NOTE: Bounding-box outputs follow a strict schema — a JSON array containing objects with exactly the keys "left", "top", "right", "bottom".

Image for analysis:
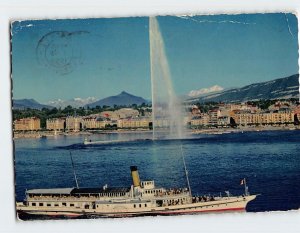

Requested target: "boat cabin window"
[
  {"left": 47, "top": 203, "right": 51, "bottom": 207},
  {"left": 70, "top": 203, "right": 74, "bottom": 207},
  {"left": 62, "top": 203, "right": 67, "bottom": 207},
  {"left": 145, "top": 204, "right": 147, "bottom": 207},
  {"left": 139, "top": 204, "right": 141, "bottom": 208},
  {"left": 32, "top": 203, "right": 36, "bottom": 206},
  {"left": 156, "top": 200, "right": 163, "bottom": 207},
  {"left": 54, "top": 204, "right": 59, "bottom": 207},
  {"left": 134, "top": 204, "right": 136, "bottom": 208},
  {"left": 39, "top": 203, "right": 43, "bottom": 206}
]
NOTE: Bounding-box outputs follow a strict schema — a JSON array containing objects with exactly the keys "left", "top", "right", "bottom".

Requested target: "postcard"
[{"left": 11, "top": 13, "right": 299, "bottom": 220}]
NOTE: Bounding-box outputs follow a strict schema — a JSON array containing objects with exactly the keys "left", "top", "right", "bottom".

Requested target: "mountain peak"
[
  {"left": 119, "top": 91, "right": 131, "bottom": 96},
  {"left": 86, "top": 91, "right": 149, "bottom": 108}
]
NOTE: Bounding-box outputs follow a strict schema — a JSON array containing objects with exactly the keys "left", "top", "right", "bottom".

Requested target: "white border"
[{"left": 1, "top": 1, "right": 299, "bottom": 232}]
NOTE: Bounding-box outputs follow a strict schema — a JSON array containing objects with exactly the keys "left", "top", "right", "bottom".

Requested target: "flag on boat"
[{"left": 240, "top": 178, "right": 245, "bottom": 185}]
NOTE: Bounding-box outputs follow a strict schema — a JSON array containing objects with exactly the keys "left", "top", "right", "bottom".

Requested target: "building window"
[
  {"left": 139, "top": 204, "right": 141, "bottom": 208},
  {"left": 134, "top": 204, "right": 136, "bottom": 208},
  {"left": 54, "top": 204, "right": 59, "bottom": 207},
  {"left": 70, "top": 204, "right": 74, "bottom": 207},
  {"left": 32, "top": 203, "right": 36, "bottom": 206},
  {"left": 145, "top": 204, "right": 147, "bottom": 207},
  {"left": 39, "top": 203, "right": 43, "bottom": 206}
]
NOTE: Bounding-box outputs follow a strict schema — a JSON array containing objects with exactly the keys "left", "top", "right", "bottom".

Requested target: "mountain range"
[
  {"left": 186, "top": 74, "right": 299, "bottom": 103},
  {"left": 85, "top": 91, "right": 149, "bottom": 108},
  {"left": 13, "top": 74, "right": 299, "bottom": 110}
]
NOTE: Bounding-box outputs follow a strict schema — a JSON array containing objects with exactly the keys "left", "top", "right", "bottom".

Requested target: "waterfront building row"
[
  {"left": 45, "top": 116, "right": 152, "bottom": 131},
  {"left": 232, "top": 111, "right": 295, "bottom": 126},
  {"left": 13, "top": 102, "right": 300, "bottom": 131},
  {"left": 189, "top": 111, "right": 297, "bottom": 127}
]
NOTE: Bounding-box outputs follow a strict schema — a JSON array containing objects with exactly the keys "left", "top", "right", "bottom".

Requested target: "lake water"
[{"left": 14, "top": 130, "right": 300, "bottom": 213}]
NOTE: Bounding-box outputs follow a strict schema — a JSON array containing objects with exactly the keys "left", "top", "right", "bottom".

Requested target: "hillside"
[
  {"left": 13, "top": 99, "right": 53, "bottom": 110},
  {"left": 187, "top": 74, "right": 299, "bottom": 103}
]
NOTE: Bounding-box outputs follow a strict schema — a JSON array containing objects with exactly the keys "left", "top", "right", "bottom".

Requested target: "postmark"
[{"left": 36, "top": 31, "right": 88, "bottom": 75}]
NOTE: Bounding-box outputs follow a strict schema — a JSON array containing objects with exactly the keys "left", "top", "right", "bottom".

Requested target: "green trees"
[{"left": 195, "top": 101, "right": 219, "bottom": 113}]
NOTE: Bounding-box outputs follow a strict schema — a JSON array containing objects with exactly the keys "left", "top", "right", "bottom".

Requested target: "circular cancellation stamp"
[{"left": 36, "top": 31, "right": 86, "bottom": 75}]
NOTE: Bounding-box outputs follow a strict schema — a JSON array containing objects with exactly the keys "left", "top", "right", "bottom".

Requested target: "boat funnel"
[{"left": 130, "top": 166, "right": 141, "bottom": 187}]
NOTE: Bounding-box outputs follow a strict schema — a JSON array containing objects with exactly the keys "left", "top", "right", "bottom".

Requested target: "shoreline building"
[
  {"left": 117, "top": 117, "right": 151, "bottom": 129},
  {"left": 82, "top": 116, "right": 111, "bottom": 129},
  {"left": 14, "top": 117, "right": 41, "bottom": 131},
  {"left": 190, "top": 114, "right": 209, "bottom": 127},
  {"left": 65, "top": 116, "right": 82, "bottom": 132},
  {"left": 46, "top": 118, "right": 66, "bottom": 131},
  {"left": 208, "top": 109, "right": 220, "bottom": 126}
]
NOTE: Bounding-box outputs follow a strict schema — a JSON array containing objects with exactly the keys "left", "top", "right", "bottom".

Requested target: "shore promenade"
[{"left": 13, "top": 125, "right": 300, "bottom": 139}]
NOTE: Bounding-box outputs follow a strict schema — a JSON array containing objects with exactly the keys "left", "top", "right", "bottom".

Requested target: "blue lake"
[{"left": 14, "top": 130, "right": 300, "bottom": 213}]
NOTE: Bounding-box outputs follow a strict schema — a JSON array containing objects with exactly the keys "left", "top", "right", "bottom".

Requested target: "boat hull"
[{"left": 17, "top": 195, "right": 256, "bottom": 219}]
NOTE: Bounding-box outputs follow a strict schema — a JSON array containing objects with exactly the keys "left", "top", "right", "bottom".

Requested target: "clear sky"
[{"left": 12, "top": 13, "right": 298, "bottom": 103}]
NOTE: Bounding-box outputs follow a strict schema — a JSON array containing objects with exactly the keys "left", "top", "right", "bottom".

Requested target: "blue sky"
[{"left": 12, "top": 13, "right": 298, "bottom": 103}]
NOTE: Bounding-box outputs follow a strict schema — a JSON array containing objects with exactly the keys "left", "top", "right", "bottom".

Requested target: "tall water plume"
[{"left": 149, "top": 17, "right": 186, "bottom": 140}]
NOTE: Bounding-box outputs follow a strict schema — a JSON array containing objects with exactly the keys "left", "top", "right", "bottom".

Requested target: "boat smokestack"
[{"left": 130, "top": 166, "right": 140, "bottom": 187}]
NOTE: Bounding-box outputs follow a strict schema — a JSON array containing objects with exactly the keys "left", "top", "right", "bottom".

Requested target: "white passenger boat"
[{"left": 16, "top": 166, "right": 257, "bottom": 218}]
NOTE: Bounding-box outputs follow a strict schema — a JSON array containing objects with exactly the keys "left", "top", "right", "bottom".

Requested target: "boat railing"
[
  {"left": 191, "top": 195, "right": 217, "bottom": 203},
  {"left": 154, "top": 189, "right": 190, "bottom": 197},
  {"left": 27, "top": 195, "right": 127, "bottom": 201}
]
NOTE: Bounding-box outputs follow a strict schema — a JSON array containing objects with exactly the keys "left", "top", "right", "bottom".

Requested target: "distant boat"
[{"left": 83, "top": 138, "right": 130, "bottom": 145}]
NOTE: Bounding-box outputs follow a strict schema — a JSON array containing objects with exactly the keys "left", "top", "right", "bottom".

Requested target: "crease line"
[
  {"left": 177, "top": 15, "right": 256, "bottom": 25},
  {"left": 285, "top": 13, "right": 294, "bottom": 38}
]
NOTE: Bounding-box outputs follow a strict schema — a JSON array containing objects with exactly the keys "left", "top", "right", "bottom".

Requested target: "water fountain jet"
[{"left": 149, "top": 17, "right": 186, "bottom": 140}]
